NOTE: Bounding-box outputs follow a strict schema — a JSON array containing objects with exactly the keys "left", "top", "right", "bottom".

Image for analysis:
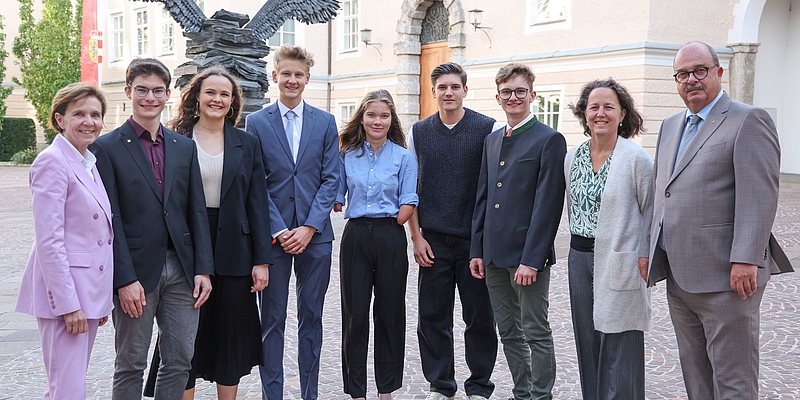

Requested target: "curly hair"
[
  {"left": 339, "top": 89, "right": 405, "bottom": 156},
  {"left": 569, "top": 78, "right": 645, "bottom": 139},
  {"left": 170, "top": 66, "right": 243, "bottom": 136}
]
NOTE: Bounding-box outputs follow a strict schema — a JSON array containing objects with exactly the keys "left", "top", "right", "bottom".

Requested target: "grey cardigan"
[{"left": 564, "top": 137, "right": 653, "bottom": 333}]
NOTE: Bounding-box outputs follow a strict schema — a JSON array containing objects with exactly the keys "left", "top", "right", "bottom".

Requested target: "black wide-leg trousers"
[{"left": 340, "top": 217, "right": 409, "bottom": 398}]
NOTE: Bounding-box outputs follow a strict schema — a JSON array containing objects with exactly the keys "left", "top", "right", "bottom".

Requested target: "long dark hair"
[
  {"left": 569, "top": 78, "right": 644, "bottom": 139},
  {"left": 339, "top": 89, "right": 405, "bottom": 156},
  {"left": 170, "top": 66, "right": 243, "bottom": 135}
]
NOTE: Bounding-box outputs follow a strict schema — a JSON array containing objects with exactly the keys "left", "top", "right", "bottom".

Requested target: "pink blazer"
[{"left": 16, "top": 135, "right": 114, "bottom": 319}]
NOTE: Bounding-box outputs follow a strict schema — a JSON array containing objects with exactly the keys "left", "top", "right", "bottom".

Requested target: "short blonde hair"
[
  {"left": 273, "top": 45, "right": 315, "bottom": 72},
  {"left": 495, "top": 63, "right": 535, "bottom": 90}
]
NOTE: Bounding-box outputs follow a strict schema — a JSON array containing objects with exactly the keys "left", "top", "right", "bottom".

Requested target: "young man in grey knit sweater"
[{"left": 407, "top": 62, "right": 500, "bottom": 400}]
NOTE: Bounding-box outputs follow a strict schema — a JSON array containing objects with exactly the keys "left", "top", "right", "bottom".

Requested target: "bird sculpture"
[{"left": 136, "top": 0, "right": 340, "bottom": 124}]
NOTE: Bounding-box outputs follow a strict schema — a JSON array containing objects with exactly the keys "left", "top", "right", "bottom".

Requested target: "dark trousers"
[
  {"left": 568, "top": 248, "right": 644, "bottom": 400},
  {"left": 258, "top": 241, "right": 332, "bottom": 400},
  {"left": 417, "top": 230, "right": 497, "bottom": 397},
  {"left": 340, "top": 217, "right": 408, "bottom": 398}
]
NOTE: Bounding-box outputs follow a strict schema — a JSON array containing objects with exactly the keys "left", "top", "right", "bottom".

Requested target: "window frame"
[
  {"left": 531, "top": 88, "right": 562, "bottom": 131},
  {"left": 160, "top": 7, "right": 175, "bottom": 55},
  {"left": 340, "top": 0, "right": 360, "bottom": 53},
  {"left": 111, "top": 13, "right": 124, "bottom": 61},
  {"left": 135, "top": 9, "right": 150, "bottom": 56}
]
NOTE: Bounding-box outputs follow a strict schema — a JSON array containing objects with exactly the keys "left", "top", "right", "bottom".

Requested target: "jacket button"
[
  {"left": 665, "top": 192, "right": 671, "bottom": 198},
  {"left": 164, "top": 211, "right": 168, "bottom": 216},
  {"left": 97, "top": 240, "right": 103, "bottom": 246},
  {"left": 99, "top": 265, "right": 104, "bottom": 271},
  {"left": 500, "top": 161, "right": 505, "bottom": 167},
  {"left": 289, "top": 196, "right": 294, "bottom": 202},
  {"left": 108, "top": 239, "right": 112, "bottom": 245},
  {"left": 293, "top": 171, "right": 298, "bottom": 176},
  {"left": 51, "top": 305, "right": 56, "bottom": 309},
  {"left": 497, "top": 182, "right": 503, "bottom": 188},
  {"left": 218, "top": 226, "right": 223, "bottom": 231},
  {"left": 47, "top": 290, "right": 52, "bottom": 295},
  {"left": 494, "top": 204, "right": 500, "bottom": 209},
  {"left": 49, "top": 295, "right": 53, "bottom": 299},
  {"left": 93, "top": 214, "right": 99, "bottom": 219}
]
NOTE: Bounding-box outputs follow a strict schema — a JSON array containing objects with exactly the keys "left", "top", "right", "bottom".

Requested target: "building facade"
[{"left": 2, "top": 0, "right": 799, "bottom": 172}]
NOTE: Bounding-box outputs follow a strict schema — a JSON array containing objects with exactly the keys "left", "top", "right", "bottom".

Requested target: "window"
[
  {"left": 533, "top": 92, "right": 560, "bottom": 131},
  {"left": 136, "top": 10, "right": 149, "bottom": 55},
  {"left": 341, "top": 0, "right": 359, "bottom": 51},
  {"left": 111, "top": 14, "right": 124, "bottom": 60},
  {"left": 338, "top": 101, "right": 357, "bottom": 128},
  {"left": 161, "top": 8, "right": 174, "bottom": 54},
  {"left": 161, "top": 103, "right": 174, "bottom": 126},
  {"left": 528, "top": 0, "right": 568, "bottom": 26},
  {"left": 269, "top": 19, "right": 296, "bottom": 47}
]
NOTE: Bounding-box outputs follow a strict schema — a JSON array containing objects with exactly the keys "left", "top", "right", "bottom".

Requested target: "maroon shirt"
[{"left": 129, "top": 116, "right": 166, "bottom": 196}]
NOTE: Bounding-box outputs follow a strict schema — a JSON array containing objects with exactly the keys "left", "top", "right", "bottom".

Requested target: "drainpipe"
[{"left": 326, "top": 20, "right": 333, "bottom": 112}]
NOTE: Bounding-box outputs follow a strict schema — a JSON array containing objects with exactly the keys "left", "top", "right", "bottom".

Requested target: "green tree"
[
  {"left": 0, "top": 15, "right": 14, "bottom": 131},
  {"left": 13, "top": 0, "right": 83, "bottom": 143}
]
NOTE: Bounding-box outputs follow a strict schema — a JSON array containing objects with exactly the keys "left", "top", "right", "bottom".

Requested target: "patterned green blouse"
[{"left": 568, "top": 141, "right": 613, "bottom": 238}]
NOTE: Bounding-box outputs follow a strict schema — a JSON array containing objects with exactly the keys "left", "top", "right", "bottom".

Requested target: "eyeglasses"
[
  {"left": 130, "top": 85, "right": 168, "bottom": 98},
  {"left": 498, "top": 88, "right": 530, "bottom": 100},
  {"left": 673, "top": 67, "right": 714, "bottom": 84}
]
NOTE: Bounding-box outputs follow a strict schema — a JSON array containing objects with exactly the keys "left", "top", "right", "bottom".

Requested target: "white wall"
[{"left": 754, "top": 0, "right": 799, "bottom": 173}]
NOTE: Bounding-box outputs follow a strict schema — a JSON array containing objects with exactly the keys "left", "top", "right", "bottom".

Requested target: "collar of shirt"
[
  {"left": 684, "top": 89, "right": 725, "bottom": 124},
  {"left": 129, "top": 115, "right": 164, "bottom": 142},
  {"left": 58, "top": 134, "right": 97, "bottom": 179},
  {"left": 277, "top": 100, "right": 305, "bottom": 121},
  {"left": 505, "top": 112, "right": 536, "bottom": 132}
]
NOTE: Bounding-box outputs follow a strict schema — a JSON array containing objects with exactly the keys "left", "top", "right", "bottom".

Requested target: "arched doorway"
[
  {"left": 732, "top": 0, "right": 800, "bottom": 173},
  {"left": 419, "top": 2, "right": 451, "bottom": 120},
  {"left": 393, "top": 0, "right": 466, "bottom": 130}
]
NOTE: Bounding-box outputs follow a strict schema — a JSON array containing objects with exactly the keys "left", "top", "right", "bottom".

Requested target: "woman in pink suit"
[{"left": 15, "top": 82, "right": 113, "bottom": 400}]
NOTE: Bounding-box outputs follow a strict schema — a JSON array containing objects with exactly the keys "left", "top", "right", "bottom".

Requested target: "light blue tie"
[
  {"left": 285, "top": 110, "right": 296, "bottom": 161},
  {"left": 676, "top": 114, "right": 702, "bottom": 163}
]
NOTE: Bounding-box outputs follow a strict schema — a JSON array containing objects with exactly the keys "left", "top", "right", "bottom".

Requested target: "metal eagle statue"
[{"left": 136, "top": 0, "right": 340, "bottom": 124}]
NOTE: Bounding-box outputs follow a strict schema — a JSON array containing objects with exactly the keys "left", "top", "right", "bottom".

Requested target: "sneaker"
[
  {"left": 468, "top": 396, "right": 489, "bottom": 400},
  {"left": 424, "top": 392, "right": 454, "bottom": 400}
]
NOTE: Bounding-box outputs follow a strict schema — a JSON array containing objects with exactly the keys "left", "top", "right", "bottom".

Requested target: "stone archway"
[{"left": 394, "top": 0, "right": 466, "bottom": 130}]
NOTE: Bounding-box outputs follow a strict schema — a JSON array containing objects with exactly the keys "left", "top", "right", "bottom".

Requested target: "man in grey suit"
[
  {"left": 470, "top": 63, "right": 566, "bottom": 400},
  {"left": 245, "top": 45, "right": 339, "bottom": 400},
  {"left": 642, "top": 42, "right": 782, "bottom": 399}
]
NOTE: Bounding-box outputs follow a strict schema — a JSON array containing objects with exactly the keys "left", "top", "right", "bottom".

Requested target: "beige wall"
[{"left": 0, "top": 0, "right": 766, "bottom": 154}]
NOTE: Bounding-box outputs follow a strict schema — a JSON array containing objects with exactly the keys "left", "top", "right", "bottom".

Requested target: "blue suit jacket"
[{"left": 245, "top": 101, "right": 340, "bottom": 243}]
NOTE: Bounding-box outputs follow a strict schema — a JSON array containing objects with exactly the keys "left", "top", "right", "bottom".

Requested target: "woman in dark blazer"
[{"left": 146, "top": 66, "right": 273, "bottom": 400}]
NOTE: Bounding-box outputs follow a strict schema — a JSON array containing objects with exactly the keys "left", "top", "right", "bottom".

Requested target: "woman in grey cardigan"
[{"left": 565, "top": 78, "right": 653, "bottom": 400}]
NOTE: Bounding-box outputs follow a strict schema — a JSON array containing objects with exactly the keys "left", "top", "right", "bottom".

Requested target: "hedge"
[{"left": 0, "top": 117, "right": 36, "bottom": 161}]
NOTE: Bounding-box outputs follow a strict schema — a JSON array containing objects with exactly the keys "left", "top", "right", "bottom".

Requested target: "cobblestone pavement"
[{"left": 0, "top": 165, "right": 798, "bottom": 399}]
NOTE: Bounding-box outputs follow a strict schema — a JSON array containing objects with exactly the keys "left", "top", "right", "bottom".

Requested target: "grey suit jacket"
[
  {"left": 470, "top": 120, "right": 567, "bottom": 270},
  {"left": 245, "top": 101, "right": 340, "bottom": 243},
  {"left": 642, "top": 92, "right": 788, "bottom": 293}
]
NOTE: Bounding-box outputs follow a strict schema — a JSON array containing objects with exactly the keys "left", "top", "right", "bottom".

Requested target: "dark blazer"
[
  {"left": 245, "top": 101, "right": 339, "bottom": 242},
  {"left": 643, "top": 92, "right": 788, "bottom": 292},
  {"left": 91, "top": 120, "right": 214, "bottom": 293},
  {"left": 471, "top": 120, "right": 567, "bottom": 270},
  {"left": 192, "top": 123, "right": 273, "bottom": 276}
]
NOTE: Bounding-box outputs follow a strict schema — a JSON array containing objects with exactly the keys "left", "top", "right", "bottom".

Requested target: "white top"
[
  {"left": 194, "top": 135, "right": 224, "bottom": 208},
  {"left": 59, "top": 134, "right": 97, "bottom": 181}
]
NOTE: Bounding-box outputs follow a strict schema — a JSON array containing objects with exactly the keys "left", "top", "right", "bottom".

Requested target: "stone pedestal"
[{"left": 727, "top": 43, "right": 760, "bottom": 105}]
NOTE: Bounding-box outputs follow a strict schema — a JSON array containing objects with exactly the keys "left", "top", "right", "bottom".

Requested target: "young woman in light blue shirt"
[{"left": 333, "top": 89, "right": 418, "bottom": 400}]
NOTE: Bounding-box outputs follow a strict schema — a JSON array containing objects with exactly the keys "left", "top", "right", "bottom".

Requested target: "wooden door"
[{"left": 419, "top": 42, "right": 451, "bottom": 120}]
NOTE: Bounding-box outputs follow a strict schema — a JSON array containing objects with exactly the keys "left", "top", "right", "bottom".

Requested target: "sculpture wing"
[
  {"left": 136, "top": 0, "right": 207, "bottom": 33},
  {"left": 245, "top": 0, "right": 340, "bottom": 41}
]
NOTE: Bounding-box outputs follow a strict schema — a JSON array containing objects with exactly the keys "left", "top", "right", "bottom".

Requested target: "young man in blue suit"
[
  {"left": 470, "top": 63, "right": 566, "bottom": 400},
  {"left": 91, "top": 58, "right": 214, "bottom": 400},
  {"left": 245, "top": 45, "right": 340, "bottom": 400}
]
